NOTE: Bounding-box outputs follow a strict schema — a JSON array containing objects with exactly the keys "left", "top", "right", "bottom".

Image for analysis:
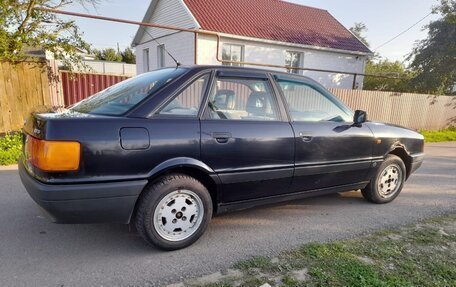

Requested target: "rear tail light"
[{"left": 25, "top": 135, "right": 81, "bottom": 172}]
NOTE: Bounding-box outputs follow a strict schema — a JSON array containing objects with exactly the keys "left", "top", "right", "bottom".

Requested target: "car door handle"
[
  {"left": 299, "top": 132, "right": 313, "bottom": 142},
  {"left": 212, "top": 132, "right": 232, "bottom": 144}
]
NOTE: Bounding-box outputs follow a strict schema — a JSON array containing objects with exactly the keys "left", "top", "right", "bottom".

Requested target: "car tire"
[
  {"left": 135, "top": 173, "right": 213, "bottom": 250},
  {"left": 361, "top": 155, "right": 406, "bottom": 204}
]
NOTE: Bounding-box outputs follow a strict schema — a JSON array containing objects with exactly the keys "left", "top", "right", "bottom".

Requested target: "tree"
[
  {"left": 94, "top": 48, "right": 122, "bottom": 62},
  {"left": 121, "top": 47, "right": 136, "bottom": 64},
  {"left": 350, "top": 22, "right": 370, "bottom": 48},
  {"left": 0, "top": 0, "right": 99, "bottom": 69},
  {"left": 349, "top": 23, "right": 414, "bottom": 92},
  {"left": 364, "top": 60, "right": 414, "bottom": 92},
  {"left": 93, "top": 47, "right": 135, "bottom": 63},
  {"left": 407, "top": 0, "right": 456, "bottom": 95}
]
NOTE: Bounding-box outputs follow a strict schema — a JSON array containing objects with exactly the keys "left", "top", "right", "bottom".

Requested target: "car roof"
[
  {"left": 180, "top": 65, "right": 313, "bottom": 79},
  {"left": 177, "top": 65, "right": 326, "bottom": 90}
]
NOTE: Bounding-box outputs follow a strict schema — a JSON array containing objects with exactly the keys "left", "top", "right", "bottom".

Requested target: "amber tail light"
[{"left": 25, "top": 135, "right": 81, "bottom": 172}]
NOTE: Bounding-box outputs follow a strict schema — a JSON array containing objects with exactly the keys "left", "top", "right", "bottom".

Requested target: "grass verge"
[
  {"left": 0, "top": 133, "right": 22, "bottom": 166},
  {"left": 182, "top": 214, "right": 456, "bottom": 287},
  {"left": 421, "top": 126, "right": 456, "bottom": 143}
]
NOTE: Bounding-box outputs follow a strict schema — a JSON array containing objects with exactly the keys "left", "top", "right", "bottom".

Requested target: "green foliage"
[
  {"left": 420, "top": 126, "right": 456, "bottom": 142},
  {"left": 0, "top": 0, "right": 99, "bottom": 70},
  {"left": 349, "top": 22, "right": 370, "bottom": 48},
  {"left": 121, "top": 47, "right": 136, "bottom": 64},
  {"left": 364, "top": 59, "right": 415, "bottom": 92},
  {"left": 234, "top": 256, "right": 273, "bottom": 270},
  {"left": 0, "top": 133, "right": 22, "bottom": 165},
  {"left": 94, "top": 48, "right": 122, "bottom": 62},
  {"left": 407, "top": 0, "right": 456, "bottom": 95}
]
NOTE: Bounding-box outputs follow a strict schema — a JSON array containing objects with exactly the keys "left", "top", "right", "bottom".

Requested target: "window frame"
[
  {"left": 221, "top": 44, "right": 245, "bottom": 67},
  {"left": 285, "top": 51, "right": 304, "bottom": 75},
  {"left": 272, "top": 74, "right": 354, "bottom": 123},
  {"left": 201, "top": 70, "right": 287, "bottom": 122},
  {"left": 153, "top": 71, "right": 213, "bottom": 119}
]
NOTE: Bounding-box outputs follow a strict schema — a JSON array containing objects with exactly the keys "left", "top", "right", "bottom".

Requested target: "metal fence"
[
  {"left": 329, "top": 89, "right": 456, "bottom": 131},
  {"left": 60, "top": 71, "right": 130, "bottom": 106}
]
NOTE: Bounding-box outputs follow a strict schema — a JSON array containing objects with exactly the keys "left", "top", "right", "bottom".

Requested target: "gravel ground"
[{"left": 0, "top": 143, "right": 454, "bottom": 287}]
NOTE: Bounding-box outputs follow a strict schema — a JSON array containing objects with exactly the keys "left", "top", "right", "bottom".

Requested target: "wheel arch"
[
  {"left": 130, "top": 158, "right": 221, "bottom": 222},
  {"left": 387, "top": 144, "right": 412, "bottom": 179}
]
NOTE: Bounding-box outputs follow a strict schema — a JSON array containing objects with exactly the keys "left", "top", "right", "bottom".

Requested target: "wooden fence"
[
  {"left": 0, "top": 61, "right": 57, "bottom": 133},
  {"left": 0, "top": 60, "right": 455, "bottom": 133}
]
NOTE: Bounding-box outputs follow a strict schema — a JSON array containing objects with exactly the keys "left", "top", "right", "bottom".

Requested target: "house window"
[
  {"left": 222, "top": 44, "right": 244, "bottom": 66},
  {"left": 285, "top": 51, "right": 303, "bottom": 74},
  {"left": 157, "top": 44, "right": 165, "bottom": 68},
  {"left": 143, "top": 48, "right": 150, "bottom": 72}
]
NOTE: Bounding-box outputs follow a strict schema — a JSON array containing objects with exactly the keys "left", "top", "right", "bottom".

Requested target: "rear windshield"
[{"left": 70, "top": 68, "right": 187, "bottom": 116}]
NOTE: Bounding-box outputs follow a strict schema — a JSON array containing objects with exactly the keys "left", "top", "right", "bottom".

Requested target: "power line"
[{"left": 373, "top": 12, "right": 433, "bottom": 51}]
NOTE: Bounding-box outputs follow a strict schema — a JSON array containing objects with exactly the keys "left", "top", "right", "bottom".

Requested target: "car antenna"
[{"left": 141, "top": 26, "right": 181, "bottom": 68}]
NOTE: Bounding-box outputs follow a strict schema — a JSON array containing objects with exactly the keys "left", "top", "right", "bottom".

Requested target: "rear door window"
[{"left": 206, "top": 77, "right": 280, "bottom": 121}]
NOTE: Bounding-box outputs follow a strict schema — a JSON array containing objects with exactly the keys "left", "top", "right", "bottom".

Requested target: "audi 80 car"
[{"left": 19, "top": 66, "right": 424, "bottom": 250}]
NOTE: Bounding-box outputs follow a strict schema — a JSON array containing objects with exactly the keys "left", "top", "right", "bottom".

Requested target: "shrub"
[{"left": 0, "top": 133, "right": 23, "bottom": 166}]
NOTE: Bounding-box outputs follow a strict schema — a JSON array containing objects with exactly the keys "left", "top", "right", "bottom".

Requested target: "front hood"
[{"left": 368, "top": 121, "right": 412, "bottom": 130}]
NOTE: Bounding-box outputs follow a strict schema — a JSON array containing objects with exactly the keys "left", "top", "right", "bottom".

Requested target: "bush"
[{"left": 0, "top": 133, "right": 23, "bottom": 165}]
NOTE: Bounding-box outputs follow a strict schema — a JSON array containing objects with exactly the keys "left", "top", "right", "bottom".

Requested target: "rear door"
[
  {"left": 200, "top": 70, "right": 295, "bottom": 203},
  {"left": 273, "top": 75, "right": 375, "bottom": 192}
]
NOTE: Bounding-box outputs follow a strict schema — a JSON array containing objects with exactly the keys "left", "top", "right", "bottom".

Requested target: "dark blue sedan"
[{"left": 19, "top": 66, "right": 424, "bottom": 250}]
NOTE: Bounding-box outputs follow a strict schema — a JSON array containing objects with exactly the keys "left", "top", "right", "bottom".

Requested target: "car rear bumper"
[{"left": 19, "top": 161, "right": 148, "bottom": 224}]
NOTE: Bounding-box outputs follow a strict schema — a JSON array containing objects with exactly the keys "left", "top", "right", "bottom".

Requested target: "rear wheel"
[
  {"left": 361, "top": 155, "right": 406, "bottom": 204},
  {"left": 135, "top": 173, "right": 212, "bottom": 250}
]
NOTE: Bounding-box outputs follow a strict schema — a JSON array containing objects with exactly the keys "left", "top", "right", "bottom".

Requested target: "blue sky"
[{"left": 67, "top": 0, "right": 439, "bottom": 62}]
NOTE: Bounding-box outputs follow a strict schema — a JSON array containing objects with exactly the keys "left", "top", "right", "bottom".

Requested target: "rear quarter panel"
[{"left": 25, "top": 114, "right": 201, "bottom": 184}]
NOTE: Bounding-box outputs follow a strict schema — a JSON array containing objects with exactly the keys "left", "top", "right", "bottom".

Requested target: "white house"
[{"left": 132, "top": 0, "right": 372, "bottom": 89}]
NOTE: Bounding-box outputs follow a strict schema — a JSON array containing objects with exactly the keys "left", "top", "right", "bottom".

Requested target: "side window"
[
  {"left": 285, "top": 51, "right": 303, "bottom": 74},
  {"left": 222, "top": 44, "right": 244, "bottom": 67},
  {"left": 143, "top": 48, "right": 150, "bottom": 72},
  {"left": 159, "top": 74, "right": 210, "bottom": 117},
  {"left": 157, "top": 44, "right": 165, "bottom": 68},
  {"left": 277, "top": 80, "right": 352, "bottom": 122},
  {"left": 207, "top": 77, "right": 280, "bottom": 121}
]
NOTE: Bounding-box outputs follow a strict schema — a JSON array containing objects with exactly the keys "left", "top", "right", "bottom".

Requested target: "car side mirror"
[{"left": 353, "top": 110, "right": 367, "bottom": 126}]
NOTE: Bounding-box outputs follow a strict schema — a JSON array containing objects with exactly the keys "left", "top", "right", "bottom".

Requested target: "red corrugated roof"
[{"left": 183, "top": 0, "right": 371, "bottom": 53}]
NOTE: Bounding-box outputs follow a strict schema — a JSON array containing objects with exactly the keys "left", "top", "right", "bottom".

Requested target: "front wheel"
[
  {"left": 361, "top": 155, "right": 406, "bottom": 204},
  {"left": 135, "top": 174, "right": 212, "bottom": 250}
]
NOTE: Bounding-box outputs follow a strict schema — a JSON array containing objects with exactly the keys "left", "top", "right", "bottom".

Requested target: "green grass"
[
  {"left": 187, "top": 214, "right": 456, "bottom": 287},
  {"left": 421, "top": 126, "right": 456, "bottom": 142},
  {"left": 0, "top": 133, "right": 22, "bottom": 165}
]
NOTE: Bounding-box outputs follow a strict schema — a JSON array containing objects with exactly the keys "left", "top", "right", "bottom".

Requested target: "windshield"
[{"left": 70, "top": 68, "right": 187, "bottom": 116}]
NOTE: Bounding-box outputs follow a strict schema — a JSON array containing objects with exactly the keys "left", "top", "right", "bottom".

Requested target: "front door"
[
  {"left": 274, "top": 76, "right": 375, "bottom": 192},
  {"left": 201, "top": 71, "right": 295, "bottom": 203}
]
